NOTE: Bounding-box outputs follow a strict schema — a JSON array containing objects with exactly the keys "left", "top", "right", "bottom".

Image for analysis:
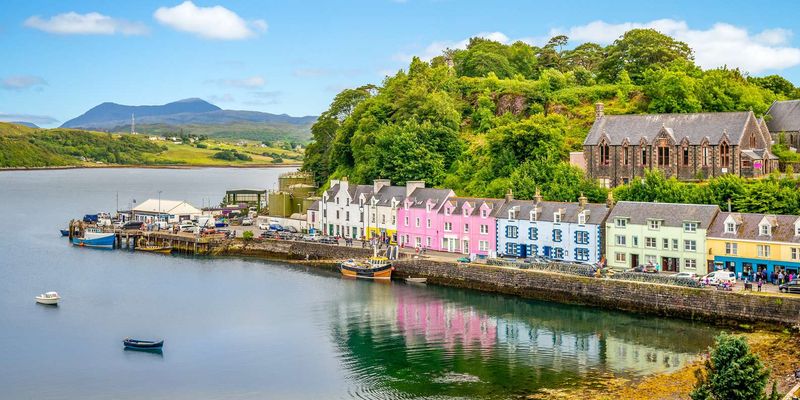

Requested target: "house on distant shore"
[
  {"left": 132, "top": 199, "right": 202, "bottom": 223},
  {"left": 765, "top": 100, "right": 800, "bottom": 151},
  {"left": 582, "top": 103, "right": 778, "bottom": 187}
]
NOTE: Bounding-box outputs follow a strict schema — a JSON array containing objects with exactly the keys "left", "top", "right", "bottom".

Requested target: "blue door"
[
  {"left": 543, "top": 246, "right": 552, "bottom": 258},
  {"left": 517, "top": 244, "right": 527, "bottom": 258}
]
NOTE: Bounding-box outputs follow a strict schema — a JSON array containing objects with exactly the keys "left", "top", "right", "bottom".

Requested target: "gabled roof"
[
  {"left": 496, "top": 200, "right": 611, "bottom": 224},
  {"left": 708, "top": 211, "right": 800, "bottom": 243},
  {"left": 350, "top": 184, "right": 374, "bottom": 201},
  {"left": 766, "top": 100, "right": 800, "bottom": 133},
  {"left": 371, "top": 185, "right": 407, "bottom": 207},
  {"left": 404, "top": 188, "right": 453, "bottom": 210},
  {"left": 584, "top": 111, "right": 755, "bottom": 146},
  {"left": 439, "top": 197, "right": 505, "bottom": 217},
  {"left": 307, "top": 200, "right": 320, "bottom": 211},
  {"left": 607, "top": 201, "right": 719, "bottom": 228},
  {"left": 133, "top": 199, "right": 201, "bottom": 215}
]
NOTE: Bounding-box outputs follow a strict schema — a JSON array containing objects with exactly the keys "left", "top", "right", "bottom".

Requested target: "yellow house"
[{"left": 707, "top": 212, "right": 800, "bottom": 277}]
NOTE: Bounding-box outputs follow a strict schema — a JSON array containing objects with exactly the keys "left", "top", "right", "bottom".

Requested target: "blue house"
[{"left": 495, "top": 191, "right": 611, "bottom": 264}]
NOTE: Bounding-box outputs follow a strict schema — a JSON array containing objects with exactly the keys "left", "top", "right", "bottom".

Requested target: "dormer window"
[
  {"left": 725, "top": 222, "right": 736, "bottom": 234},
  {"left": 760, "top": 224, "right": 770, "bottom": 236},
  {"left": 426, "top": 204, "right": 432, "bottom": 212},
  {"left": 509, "top": 209, "right": 516, "bottom": 220},
  {"left": 796, "top": 225, "right": 800, "bottom": 236},
  {"left": 554, "top": 212, "right": 562, "bottom": 223},
  {"left": 683, "top": 222, "right": 698, "bottom": 233},
  {"left": 648, "top": 219, "right": 661, "bottom": 230},
  {"left": 530, "top": 210, "right": 537, "bottom": 222},
  {"left": 615, "top": 218, "right": 627, "bottom": 228},
  {"left": 481, "top": 209, "right": 487, "bottom": 218},
  {"left": 578, "top": 212, "right": 586, "bottom": 225},
  {"left": 444, "top": 207, "right": 450, "bottom": 216}
]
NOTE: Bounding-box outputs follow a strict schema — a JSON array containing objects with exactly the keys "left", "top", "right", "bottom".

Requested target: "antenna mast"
[{"left": 131, "top": 113, "right": 136, "bottom": 135}]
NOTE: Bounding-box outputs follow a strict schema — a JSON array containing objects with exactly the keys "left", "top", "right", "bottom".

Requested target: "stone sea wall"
[{"left": 218, "top": 239, "right": 800, "bottom": 326}]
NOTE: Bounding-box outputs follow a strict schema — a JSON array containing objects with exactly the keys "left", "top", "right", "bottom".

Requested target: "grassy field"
[{"left": 146, "top": 140, "right": 303, "bottom": 166}]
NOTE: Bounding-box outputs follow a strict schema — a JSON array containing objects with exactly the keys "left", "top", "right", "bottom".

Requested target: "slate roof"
[
  {"left": 350, "top": 184, "right": 374, "bottom": 201},
  {"left": 307, "top": 200, "right": 320, "bottom": 211},
  {"left": 766, "top": 100, "right": 800, "bottom": 133},
  {"left": 584, "top": 111, "right": 755, "bottom": 146},
  {"left": 708, "top": 212, "right": 800, "bottom": 244},
  {"left": 607, "top": 201, "right": 720, "bottom": 228},
  {"left": 439, "top": 197, "right": 506, "bottom": 217},
  {"left": 405, "top": 188, "right": 453, "bottom": 210},
  {"left": 370, "top": 185, "right": 407, "bottom": 207},
  {"left": 496, "top": 200, "right": 611, "bottom": 225}
]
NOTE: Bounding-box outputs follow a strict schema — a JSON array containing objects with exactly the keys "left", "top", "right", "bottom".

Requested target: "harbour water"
[{"left": 0, "top": 168, "right": 720, "bottom": 399}]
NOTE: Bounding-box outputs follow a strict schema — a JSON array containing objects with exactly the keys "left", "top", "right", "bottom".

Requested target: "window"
[
  {"left": 600, "top": 141, "right": 610, "bottom": 165},
  {"left": 336, "top": 210, "right": 340, "bottom": 219},
  {"left": 645, "top": 237, "right": 657, "bottom": 248},
  {"left": 529, "top": 227, "right": 538, "bottom": 240},
  {"left": 615, "top": 252, "right": 627, "bottom": 263},
  {"left": 757, "top": 245, "right": 770, "bottom": 257},
  {"left": 615, "top": 218, "right": 627, "bottom": 228},
  {"left": 444, "top": 222, "right": 452, "bottom": 232},
  {"left": 415, "top": 218, "right": 420, "bottom": 227},
  {"left": 684, "top": 222, "right": 698, "bottom": 233},
  {"left": 509, "top": 210, "right": 516, "bottom": 220},
  {"left": 760, "top": 224, "right": 770, "bottom": 236},
  {"left": 663, "top": 238, "right": 670, "bottom": 249},
  {"left": 552, "top": 247, "right": 565, "bottom": 259},
  {"left": 575, "top": 248, "right": 590, "bottom": 261},
  {"left": 480, "top": 224, "right": 489, "bottom": 234},
  {"left": 684, "top": 259, "right": 697, "bottom": 269},
  {"left": 725, "top": 242, "right": 738, "bottom": 255},
  {"left": 648, "top": 220, "right": 661, "bottom": 230},
  {"left": 415, "top": 237, "right": 421, "bottom": 247},
  {"left": 749, "top": 133, "right": 756, "bottom": 147},
  {"left": 615, "top": 235, "right": 626, "bottom": 246},
  {"left": 554, "top": 212, "right": 562, "bottom": 223},
  {"left": 672, "top": 239, "right": 679, "bottom": 250},
  {"left": 481, "top": 210, "right": 487, "bottom": 218},
  {"left": 404, "top": 216, "right": 409, "bottom": 226},
  {"left": 657, "top": 145, "right": 670, "bottom": 166},
  {"left": 642, "top": 147, "right": 648, "bottom": 165},
  {"left": 426, "top": 237, "right": 432, "bottom": 247},
  {"left": 381, "top": 215, "right": 386, "bottom": 224},
  {"left": 796, "top": 225, "right": 800, "bottom": 236},
  {"left": 392, "top": 216, "right": 396, "bottom": 225},
  {"left": 553, "top": 229, "right": 563, "bottom": 242},
  {"left": 623, "top": 145, "right": 630, "bottom": 165},
  {"left": 506, "top": 226, "right": 518, "bottom": 239},
  {"left": 323, "top": 209, "right": 327, "bottom": 218},
  {"left": 684, "top": 240, "right": 697, "bottom": 252},
  {"left": 426, "top": 219, "right": 431, "bottom": 228},
  {"left": 702, "top": 145, "right": 709, "bottom": 167},
  {"left": 646, "top": 255, "right": 657, "bottom": 265},
  {"left": 444, "top": 207, "right": 450, "bottom": 216},
  {"left": 632, "top": 236, "right": 639, "bottom": 247},
  {"left": 464, "top": 224, "right": 469, "bottom": 233},
  {"left": 530, "top": 210, "right": 538, "bottom": 221},
  {"left": 682, "top": 146, "right": 689, "bottom": 166},
  {"left": 575, "top": 231, "right": 589, "bottom": 245},
  {"left": 479, "top": 240, "right": 489, "bottom": 252},
  {"left": 720, "top": 142, "right": 730, "bottom": 167},
  {"left": 346, "top": 211, "right": 350, "bottom": 221},
  {"left": 578, "top": 212, "right": 587, "bottom": 225},
  {"left": 725, "top": 222, "right": 735, "bottom": 233},
  {"left": 529, "top": 244, "right": 538, "bottom": 256},
  {"left": 792, "top": 248, "right": 800, "bottom": 260},
  {"left": 335, "top": 197, "right": 339, "bottom": 205}
]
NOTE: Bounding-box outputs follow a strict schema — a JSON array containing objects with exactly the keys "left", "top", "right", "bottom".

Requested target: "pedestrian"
[
  {"left": 771, "top": 271, "right": 778, "bottom": 285},
  {"left": 779, "top": 271, "right": 785, "bottom": 285},
  {"left": 757, "top": 279, "right": 763, "bottom": 292}
]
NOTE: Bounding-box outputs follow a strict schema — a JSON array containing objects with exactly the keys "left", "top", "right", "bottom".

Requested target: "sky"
[{"left": 1, "top": 0, "right": 800, "bottom": 127}]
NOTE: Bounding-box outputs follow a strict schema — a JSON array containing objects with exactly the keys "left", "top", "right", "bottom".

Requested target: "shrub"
[{"left": 242, "top": 231, "right": 254, "bottom": 240}]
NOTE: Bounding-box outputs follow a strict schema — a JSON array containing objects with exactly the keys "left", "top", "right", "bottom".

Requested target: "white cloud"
[
  {"left": 549, "top": 19, "right": 800, "bottom": 74},
  {"left": 208, "top": 76, "right": 266, "bottom": 88},
  {"left": 24, "top": 12, "right": 148, "bottom": 35},
  {"left": 1, "top": 75, "right": 47, "bottom": 90},
  {"left": 154, "top": 1, "right": 266, "bottom": 40},
  {"left": 394, "top": 31, "right": 518, "bottom": 63}
]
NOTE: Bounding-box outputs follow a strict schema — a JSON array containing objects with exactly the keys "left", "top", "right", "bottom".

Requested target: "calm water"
[{"left": 0, "top": 168, "right": 720, "bottom": 399}]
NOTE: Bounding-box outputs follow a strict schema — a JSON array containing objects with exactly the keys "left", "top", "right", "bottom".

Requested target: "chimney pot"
[{"left": 595, "top": 103, "right": 604, "bottom": 119}]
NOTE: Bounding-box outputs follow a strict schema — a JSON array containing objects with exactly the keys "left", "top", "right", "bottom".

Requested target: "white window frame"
[
  {"left": 684, "top": 222, "right": 698, "bottom": 233},
  {"left": 684, "top": 259, "right": 697, "bottom": 269},
  {"left": 645, "top": 237, "right": 656, "bottom": 248},
  {"left": 648, "top": 219, "right": 661, "bottom": 230},
  {"left": 684, "top": 240, "right": 697, "bottom": 252},
  {"left": 615, "top": 252, "right": 626, "bottom": 262},
  {"left": 615, "top": 218, "right": 627, "bottom": 228},
  {"left": 480, "top": 224, "right": 489, "bottom": 234},
  {"left": 725, "top": 222, "right": 735, "bottom": 233},
  {"left": 444, "top": 222, "right": 452, "bottom": 232},
  {"left": 615, "top": 235, "right": 626, "bottom": 246}
]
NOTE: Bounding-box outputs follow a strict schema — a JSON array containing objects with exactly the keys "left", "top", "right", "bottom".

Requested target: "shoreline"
[{"left": 0, "top": 163, "right": 302, "bottom": 172}]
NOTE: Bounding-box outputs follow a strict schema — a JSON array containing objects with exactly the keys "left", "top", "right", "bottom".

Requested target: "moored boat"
[
  {"left": 340, "top": 256, "right": 393, "bottom": 280},
  {"left": 60, "top": 229, "right": 70, "bottom": 237},
  {"left": 405, "top": 277, "right": 427, "bottom": 284},
  {"left": 135, "top": 245, "right": 172, "bottom": 254},
  {"left": 72, "top": 227, "right": 115, "bottom": 249},
  {"left": 35, "top": 291, "right": 60, "bottom": 305},
  {"left": 123, "top": 338, "right": 164, "bottom": 349}
]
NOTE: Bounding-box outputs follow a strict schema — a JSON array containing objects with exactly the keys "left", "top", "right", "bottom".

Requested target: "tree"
[
  {"left": 644, "top": 63, "right": 702, "bottom": 113},
  {"left": 599, "top": 29, "right": 694, "bottom": 83},
  {"left": 748, "top": 74, "right": 798, "bottom": 98},
  {"left": 690, "top": 333, "right": 770, "bottom": 400},
  {"left": 242, "top": 231, "right": 254, "bottom": 240}
]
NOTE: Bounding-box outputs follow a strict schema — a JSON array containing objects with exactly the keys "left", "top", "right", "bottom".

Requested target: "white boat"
[
  {"left": 35, "top": 291, "right": 60, "bottom": 305},
  {"left": 405, "top": 277, "right": 427, "bottom": 284}
]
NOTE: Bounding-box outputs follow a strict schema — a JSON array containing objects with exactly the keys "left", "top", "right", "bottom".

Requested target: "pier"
[{"left": 68, "top": 219, "right": 221, "bottom": 255}]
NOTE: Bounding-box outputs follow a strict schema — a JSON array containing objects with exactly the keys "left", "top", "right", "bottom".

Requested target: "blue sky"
[{"left": 1, "top": 0, "right": 800, "bottom": 127}]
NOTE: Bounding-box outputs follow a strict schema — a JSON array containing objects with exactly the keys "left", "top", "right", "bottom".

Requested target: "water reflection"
[{"left": 331, "top": 282, "right": 717, "bottom": 398}]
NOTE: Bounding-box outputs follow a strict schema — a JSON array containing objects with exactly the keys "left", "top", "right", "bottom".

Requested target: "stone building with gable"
[
  {"left": 765, "top": 99, "right": 800, "bottom": 151},
  {"left": 583, "top": 103, "right": 778, "bottom": 187}
]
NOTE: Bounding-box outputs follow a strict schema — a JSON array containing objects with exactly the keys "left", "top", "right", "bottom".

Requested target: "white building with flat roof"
[{"left": 132, "top": 199, "right": 202, "bottom": 223}]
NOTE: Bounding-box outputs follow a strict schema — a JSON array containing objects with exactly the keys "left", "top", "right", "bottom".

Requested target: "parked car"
[
  {"left": 179, "top": 223, "right": 197, "bottom": 233},
  {"left": 121, "top": 221, "right": 144, "bottom": 230},
  {"left": 286, "top": 226, "right": 299, "bottom": 233},
  {"left": 257, "top": 223, "right": 269, "bottom": 230},
  {"left": 779, "top": 280, "right": 800, "bottom": 294},
  {"left": 242, "top": 218, "right": 253, "bottom": 226},
  {"left": 628, "top": 264, "right": 658, "bottom": 273},
  {"left": 670, "top": 272, "right": 698, "bottom": 280},
  {"left": 201, "top": 227, "right": 216, "bottom": 235},
  {"left": 268, "top": 224, "right": 284, "bottom": 232},
  {"left": 318, "top": 237, "right": 338, "bottom": 245},
  {"left": 302, "top": 234, "right": 318, "bottom": 242},
  {"left": 701, "top": 270, "right": 737, "bottom": 285}
]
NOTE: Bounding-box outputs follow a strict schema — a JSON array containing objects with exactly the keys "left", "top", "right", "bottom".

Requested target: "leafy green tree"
[
  {"left": 599, "top": 29, "right": 694, "bottom": 83},
  {"left": 690, "top": 333, "right": 770, "bottom": 400},
  {"left": 242, "top": 230, "right": 254, "bottom": 240},
  {"left": 748, "top": 74, "right": 798, "bottom": 98},
  {"left": 563, "top": 42, "right": 605, "bottom": 72},
  {"left": 644, "top": 63, "right": 702, "bottom": 113}
]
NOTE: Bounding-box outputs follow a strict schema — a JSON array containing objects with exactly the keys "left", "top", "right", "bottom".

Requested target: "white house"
[
  {"left": 132, "top": 199, "right": 202, "bottom": 223},
  {"left": 319, "top": 178, "right": 374, "bottom": 238}
]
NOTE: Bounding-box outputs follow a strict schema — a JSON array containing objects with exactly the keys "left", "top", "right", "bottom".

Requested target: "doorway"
[{"left": 631, "top": 254, "right": 639, "bottom": 268}]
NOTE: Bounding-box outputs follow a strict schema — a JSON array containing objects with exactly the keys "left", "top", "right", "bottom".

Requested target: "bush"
[
  {"left": 212, "top": 150, "right": 251, "bottom": 161},
  {"left": 242, "top": 231, "right": 254, "bottom": 240},
  {"left": 195, "top": 142, "right": 208, "bottom": 149},
  {"left": 690, "top": 332, "right": 774, "bottom": 400}
]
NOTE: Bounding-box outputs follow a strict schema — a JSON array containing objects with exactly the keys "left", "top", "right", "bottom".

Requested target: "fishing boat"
[
  {"left": 340, "top": 251, "right": 393, "bottom": 280},
  {"left": 123, "top": 338, "right": 164, "bottom": 350},
  {"left": 72, "top": 227, "right": 115, "bottom": 249},
  {"left": 135, "top": 238, "right": 172, "bottom": 254},
  {"left": 60, "top": 229, "right": 70, "bottom": 237},
  {"left": 35, "top": 291, "right": 60, "bottom": 305}
]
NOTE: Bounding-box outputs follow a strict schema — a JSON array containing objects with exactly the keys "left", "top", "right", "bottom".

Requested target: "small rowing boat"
[
  {"left": 405, "top": 277, "right": 427, "bottom": 284},
  {"left": 35, "top": 291, "right": 60, "bottom": 305},
  {"left": 123, "top": 338, "right": 164, "bottom": 350},
  {"left": 135, "top": 245, "right": 172, "bottom": 254}
]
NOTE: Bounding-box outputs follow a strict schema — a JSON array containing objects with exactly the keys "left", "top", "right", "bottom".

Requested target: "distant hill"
[
  {"left": 61, "top": 98, "right": 316, "bottom": 142},
  {"left": 8, "top": 121, "right": 39, "bottom": 128}
]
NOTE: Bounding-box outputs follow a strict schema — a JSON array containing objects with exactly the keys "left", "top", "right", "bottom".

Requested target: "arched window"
[
  {"left": 749, "top": 133, "right": 756, "bottom": 148},
  {"left": 657, "top": 142, "right": 670, "bottom": 166},
  {"left": 599, "top": 141, "right": 610, "bottom": 165},
  {"left": 702, "top": 144, "right": 709, "bottom": 167},
  {"left": 622, "top": 144, "right": 629, "bottom": 165},
  {"left": 682, "top": 145, "right": 689, "bottom": 166},
  {"left": 720, "top": 142, "right": 730, "bottom": 168}
]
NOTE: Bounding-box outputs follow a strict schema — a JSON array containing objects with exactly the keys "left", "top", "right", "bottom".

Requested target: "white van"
[{"left": 702, "top": 270, "right": 737, "bottom": 285}]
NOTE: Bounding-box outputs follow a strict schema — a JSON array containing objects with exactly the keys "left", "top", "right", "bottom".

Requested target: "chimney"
[
  {"left": 606, "top": 191, "right": 614, "bottom": 208},
  {"left": 578, "top": 192, "right": 588, "bottom": 209},
  {"left": 533, "top": 187, "right": 543, "bottom": 204},
  {"left": 595, "top": 102, "right": 604, "bottom": 119},
  {"left": 505, "top": 188, "right": 514, "bottom": 202},
  {"left": 405, "top": 180, "right": 425, "bottom": 198},
  {"left": 373, "top": 179, "right": 390, "bottom": 194},
  {"left": 339, "top": 176, "right": 349, "bottom": 193},
  {"left": 727, "top": 198, "right": 732, "bottom": 212}
]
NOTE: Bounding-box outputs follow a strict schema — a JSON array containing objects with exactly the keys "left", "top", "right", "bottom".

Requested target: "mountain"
[
  {"left": 9, "top": 121, "right": 39, "bottom": 128},
  {"left": 60, "top": 99, "right": 317, "bottom": 142}
]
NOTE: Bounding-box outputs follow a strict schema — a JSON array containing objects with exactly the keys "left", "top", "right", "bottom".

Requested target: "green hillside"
[
  {"left": 115, "top": 121, "right": 313, "bottom": 143},
  {"left": 303, "top": 29, "right": 797, "bottom": 203}
]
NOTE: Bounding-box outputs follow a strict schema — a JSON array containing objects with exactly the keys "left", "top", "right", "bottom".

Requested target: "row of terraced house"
[{"left": 305, "top": 178, "right": 800, "bottom": 277}]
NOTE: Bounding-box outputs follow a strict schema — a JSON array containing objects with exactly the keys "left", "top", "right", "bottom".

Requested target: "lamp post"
[{"left": 158, "top": 190, "right": 162, "bottom": 224}]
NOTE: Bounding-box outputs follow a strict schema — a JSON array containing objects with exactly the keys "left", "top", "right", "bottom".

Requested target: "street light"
[{"left": 158, "top": 190, "right": 162, "bottom": 225}]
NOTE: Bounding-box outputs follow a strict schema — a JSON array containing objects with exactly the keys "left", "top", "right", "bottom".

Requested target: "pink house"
[
  {"left": 396, "top": 184, "right": 454, "bottom": 251},
  {"left": 437, "top": 197, "right": 504, "bottom": 257}
]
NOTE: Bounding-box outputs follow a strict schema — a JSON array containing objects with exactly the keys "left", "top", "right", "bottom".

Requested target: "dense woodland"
[{"left": 303, "top": 29, "right": 800, "bottom": 214}]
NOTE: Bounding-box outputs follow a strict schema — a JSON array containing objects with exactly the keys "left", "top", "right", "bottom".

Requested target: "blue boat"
[
  {"left": 123, "top": 338, "right": 164, "bottom": 349},
  {"left": 72, "top": 228, "right": 115, "bottom": 249},
  {"left": 60, "top": 229, "right": 70, "bottom": 237}
]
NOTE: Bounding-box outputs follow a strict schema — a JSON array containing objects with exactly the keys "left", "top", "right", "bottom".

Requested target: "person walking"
[
  {"left": 757, "top": 278, "right": 763, "bottom": 292},
  {"left": 779, "top": 271, "right": 785, "bottom": 285}
]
